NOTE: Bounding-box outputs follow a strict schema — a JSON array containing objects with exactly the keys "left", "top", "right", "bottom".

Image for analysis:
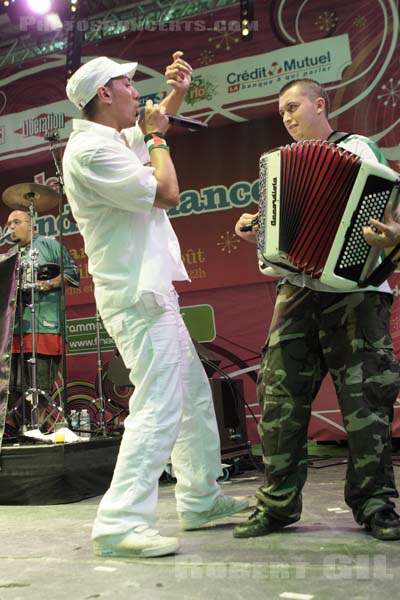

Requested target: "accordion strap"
[
  {"left": 327, "top": 130, "right": 351, "bottom": 144},
  {"left": 361, "top": 242, "right": 400, "bottom": 288}
]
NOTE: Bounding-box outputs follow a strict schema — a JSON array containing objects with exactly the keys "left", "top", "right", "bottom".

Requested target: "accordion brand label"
[{"left": 265, "top": 150, "right": 281, "bottom": 259}]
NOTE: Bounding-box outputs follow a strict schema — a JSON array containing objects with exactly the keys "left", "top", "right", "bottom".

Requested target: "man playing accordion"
[{"left": 234, "top": 78, "right": 400, "bottom": 541}]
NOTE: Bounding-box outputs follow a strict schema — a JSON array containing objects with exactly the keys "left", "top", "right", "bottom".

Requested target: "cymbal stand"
[
  {"left": 22, "top": 202, "right": 46, "bottom": 430},
  {"left": 14, "top": 259, "right": 29, "bottom": 432},
  {"left": 46, "top": 131, "right": 68, "bottom": 424},
  {"left": 94, "top": 308, "right": 107, "bottom": 436}
]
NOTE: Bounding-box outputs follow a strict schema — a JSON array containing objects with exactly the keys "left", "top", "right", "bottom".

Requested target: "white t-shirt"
[{"left": 62, "top": 119, "right": 189, "bottom": 317}]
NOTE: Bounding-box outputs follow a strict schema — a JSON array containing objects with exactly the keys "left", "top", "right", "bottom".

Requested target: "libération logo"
[
  {"left": 15, "top": 112, "right": 67, "bottom": 138},
  {"left": 186, "top": 75, "right": 218, "bottom": 106},
  {"left": 227, "top": 50, "right": 332, "bottom": 92}
]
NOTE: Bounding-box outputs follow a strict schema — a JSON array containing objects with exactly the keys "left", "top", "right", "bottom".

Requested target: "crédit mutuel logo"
[
  {"left": 227, "top": 50, "right": 332, "bottom": 93},
  {"left": 16, "top": 112, "right": 65, "bottom": 137}
]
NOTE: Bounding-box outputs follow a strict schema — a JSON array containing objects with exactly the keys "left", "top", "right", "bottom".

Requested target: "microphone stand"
[
  {"left": 94, "top": 308, "right": 107, "bottom": 436},
  {"left": 46, "top": 131, "right": 68, "bottom": 425},
  {"left": 17, "top": 259, "right": 28, "bottom": 432}
]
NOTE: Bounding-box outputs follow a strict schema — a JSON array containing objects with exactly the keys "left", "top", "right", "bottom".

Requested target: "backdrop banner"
[{"left": 0, "top": 0, "right": 399, "bottom": 443}]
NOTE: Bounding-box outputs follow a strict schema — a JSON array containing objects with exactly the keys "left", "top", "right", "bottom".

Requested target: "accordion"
[{"left": 257, "top": 140, "right": 400, "bottom": 290}]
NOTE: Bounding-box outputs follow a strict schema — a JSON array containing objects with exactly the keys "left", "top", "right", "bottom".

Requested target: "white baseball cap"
[{"left": 66, "top": 56, "right": 138, "bottom": 110}]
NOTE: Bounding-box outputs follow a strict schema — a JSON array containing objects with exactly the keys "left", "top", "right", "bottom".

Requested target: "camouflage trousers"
[{"left": 256, "top": 283, "right": 400, "bottom": 525}]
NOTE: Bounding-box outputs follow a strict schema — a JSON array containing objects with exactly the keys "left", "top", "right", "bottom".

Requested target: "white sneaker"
[
  {"left": 178, "top": 495, "right": 250, "bottom": 530},
  {"left": 93, "top": 525, "right": 180, "bottom": 558}
]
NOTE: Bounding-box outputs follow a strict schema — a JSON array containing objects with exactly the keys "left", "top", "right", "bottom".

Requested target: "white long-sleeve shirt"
[{"left": 63, "top": 119, "right": 188, "bottom": 318}]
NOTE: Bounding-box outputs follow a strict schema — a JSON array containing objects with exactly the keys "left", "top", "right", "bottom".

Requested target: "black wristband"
[{"left": 144, "top": 131, "right": 166, "bottom": 143}]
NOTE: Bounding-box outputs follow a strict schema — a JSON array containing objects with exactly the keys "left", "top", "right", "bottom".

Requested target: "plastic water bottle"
[
  {"left": 80, "top": 409, "right": 91, "bottom": 440},
  {"left": 70, "top": 409, "right": 79, "bottom": 432}
]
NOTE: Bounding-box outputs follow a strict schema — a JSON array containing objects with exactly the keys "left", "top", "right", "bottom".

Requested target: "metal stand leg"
[{"left": 95, "top": 308, "right": 107, "bottom": 437}]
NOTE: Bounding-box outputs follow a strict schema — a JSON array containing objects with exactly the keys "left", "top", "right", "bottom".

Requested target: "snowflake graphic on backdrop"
[
  {"left": 217, "top": 232, "right": 240, "bottom": 254},
  {"left": 377, "top": 78, "right": 400, "bottom": 107},
  {"left": 353, "top": 14, "right": 366, "bottom": 28},
  {"left": 208, "top": 31, "right": 240, "bottom": 52},
  {"left": 315, "top": 11, "right": 338, "bottom": 33},
  {"left": 198, "top": 48, "right": 214, "bottom": 66}
]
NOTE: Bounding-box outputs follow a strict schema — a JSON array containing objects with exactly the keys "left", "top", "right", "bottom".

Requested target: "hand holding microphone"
[
  {"left": 140, "top": 106, "right": 207, "bottom": 133},
  {"left": 142, "top": 100, "right": 169, "bottom": 135}
]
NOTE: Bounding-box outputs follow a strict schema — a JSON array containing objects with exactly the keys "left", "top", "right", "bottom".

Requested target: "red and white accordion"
[{"left": 257, "top": 140, "right": 400, "bottom": 290}]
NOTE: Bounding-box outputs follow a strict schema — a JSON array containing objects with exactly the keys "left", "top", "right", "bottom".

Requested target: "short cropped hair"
[
  {"left": 81, "top": 79, "right": 115, "bottom": 121},
  {"left": 279, "top": 78, "right": 330, "bottom": 117}
]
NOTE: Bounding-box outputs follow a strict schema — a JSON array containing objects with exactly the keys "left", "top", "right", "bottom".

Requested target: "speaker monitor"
[
  {"left": 209, "top": 378, "right": 248, "bottom": 454},
  {"left": 107, "top": 341, "right": 222, "bottom": 385},
  {"left": 106, "top": 351, "right": 249, "bottom": 455}
]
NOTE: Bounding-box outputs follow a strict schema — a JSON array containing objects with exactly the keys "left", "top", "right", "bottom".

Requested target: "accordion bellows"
[{"left": 257, "top": 140, "right": 400, "bottom": 290}]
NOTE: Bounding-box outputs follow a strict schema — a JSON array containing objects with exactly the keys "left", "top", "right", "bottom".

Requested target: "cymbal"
[{"left": 2, "top": 183, "right": 58, "bottom": 212}]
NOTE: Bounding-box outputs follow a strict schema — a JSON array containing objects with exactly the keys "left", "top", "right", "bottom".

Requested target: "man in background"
[{"left": 6, "top": 209, "right": 79, "bottom": 430}]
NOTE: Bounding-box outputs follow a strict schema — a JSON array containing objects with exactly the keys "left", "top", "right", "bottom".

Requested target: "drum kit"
[
  {"left": 0, "top": 183, "right": 61, "bottom": 437},
  {"left": 0, "top": 182, "right": 108, "bottom": 444}
]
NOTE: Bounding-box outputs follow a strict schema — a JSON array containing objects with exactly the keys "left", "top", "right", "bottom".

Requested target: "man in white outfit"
[{"left": 63, "top": 52, "right": 248, "bottom": 558}]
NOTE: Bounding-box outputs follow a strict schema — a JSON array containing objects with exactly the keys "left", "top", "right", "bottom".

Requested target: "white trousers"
[{"left": 92, "top": 289, "right": 222, "bottom": 539}]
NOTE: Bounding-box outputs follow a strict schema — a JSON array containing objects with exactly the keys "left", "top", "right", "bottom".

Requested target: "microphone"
[
  {"left": 139, "top": 109, "right": 207, "bottom": 132},
  {"left": 165, "top": 114, "right": 208, "bottom": 131},
  {"left": 44, "top": 130, "right": 60, "bottom": 142}
]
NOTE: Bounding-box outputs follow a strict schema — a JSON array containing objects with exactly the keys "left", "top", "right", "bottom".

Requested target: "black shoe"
[
  {"left": 233, "top": 509, "right": 299, "bottom": 539},
  {"left": 365, "top": 509, "right": 400, "bottom": 541}
]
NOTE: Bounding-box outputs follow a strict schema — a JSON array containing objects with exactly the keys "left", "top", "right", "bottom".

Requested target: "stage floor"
[{"left": 0, "top": 460, "right": 399, "bottom": 600}]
